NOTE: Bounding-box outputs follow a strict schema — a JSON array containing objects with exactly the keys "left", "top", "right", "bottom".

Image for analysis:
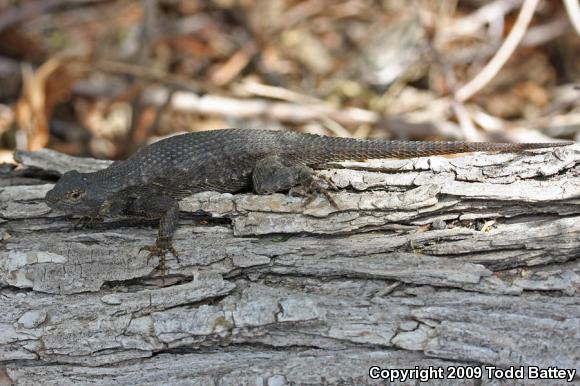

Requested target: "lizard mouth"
[{"left": 45, "top": 189, "right": 59, "bottom": 206}]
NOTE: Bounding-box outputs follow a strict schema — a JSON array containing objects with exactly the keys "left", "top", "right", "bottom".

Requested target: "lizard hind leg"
[{"left": 252, "top": 155, "right": 338, "bottom": 208}]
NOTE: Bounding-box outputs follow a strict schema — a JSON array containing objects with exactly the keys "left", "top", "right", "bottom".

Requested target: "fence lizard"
[{"left": 44, "top": 128, "right": 573, "bottom": 274}]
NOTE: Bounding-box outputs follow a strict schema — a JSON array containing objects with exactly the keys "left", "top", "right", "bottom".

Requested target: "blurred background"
[{"left": 0, "top": 0, "right": 578, "bottom": 163}]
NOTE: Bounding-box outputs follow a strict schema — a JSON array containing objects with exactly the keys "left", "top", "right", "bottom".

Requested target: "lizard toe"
[
  {"left": 302, "top": 178, "right": 338, "bottom": 208},
  {"left": 139, "top": 237, "right": 180, "bottom": 274}
]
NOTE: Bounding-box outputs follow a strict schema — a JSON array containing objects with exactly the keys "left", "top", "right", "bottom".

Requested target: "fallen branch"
[{"left": 1, "top": 146, "right": 579, "bottom": 383}]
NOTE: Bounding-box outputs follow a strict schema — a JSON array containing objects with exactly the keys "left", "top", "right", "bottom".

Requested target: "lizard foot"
[
  {"left": 139, "top": 237, "right": 180, "bottom": 276},
  {"left": 296, "top": 176, "right": 339, "bottom": 208},
  {"left": 72, "top": 215, "right": 103, "bottom": 230}
]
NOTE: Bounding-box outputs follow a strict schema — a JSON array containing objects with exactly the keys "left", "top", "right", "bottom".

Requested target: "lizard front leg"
[
  {"left": 252, "top": 155, "right": 338, "bottom": 207},
  {"left": 129, "top": 194, "right": 180, "bottom": 275}
]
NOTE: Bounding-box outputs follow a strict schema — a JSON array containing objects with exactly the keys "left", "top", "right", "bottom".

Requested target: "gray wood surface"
[{"left": 1, "top": 146, "right": 579, "bottom": 385}]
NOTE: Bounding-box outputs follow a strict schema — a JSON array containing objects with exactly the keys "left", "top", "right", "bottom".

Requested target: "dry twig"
[
  {"left": 563, "top": 0, "right": 580, "bottom": 35},
  {"left": 455, "top": 0, "right": 540, "bottom": 102},
  {"left": 0, "top": 0, "right": 103, "bottom": 33}
]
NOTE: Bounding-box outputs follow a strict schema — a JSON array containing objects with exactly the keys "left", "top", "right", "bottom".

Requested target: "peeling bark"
[{"left": 1, "top": 147, "right": 579, "bottom": 384}]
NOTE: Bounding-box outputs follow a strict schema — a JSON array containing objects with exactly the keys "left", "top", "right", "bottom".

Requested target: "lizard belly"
[
  {"left": 183, "top": 156, "right": 256, "bottom": 193},
  {"left": 193, "top": 176, "right": 252, "bottom": 193},
  {"left": 188, "top": 168, "right": 253, "bottom": 193}
]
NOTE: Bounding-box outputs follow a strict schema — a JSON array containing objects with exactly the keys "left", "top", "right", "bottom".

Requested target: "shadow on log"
[{"left": 1, "top": 146, "right": 579, "bottom": 384}]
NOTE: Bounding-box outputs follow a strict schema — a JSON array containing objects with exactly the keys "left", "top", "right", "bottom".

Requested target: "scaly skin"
[{"left": 44, "top": 128, "right": 573, "bottom": 274}]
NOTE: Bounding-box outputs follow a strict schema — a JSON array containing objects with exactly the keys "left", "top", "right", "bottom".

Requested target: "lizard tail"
[{"left": 294, "top": 135, "right": 574, "bottom": 163}]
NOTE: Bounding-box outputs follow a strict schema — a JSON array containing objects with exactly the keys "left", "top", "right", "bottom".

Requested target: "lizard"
[{"left": 44, "top": 128, "right": 573, "bottom": 273}]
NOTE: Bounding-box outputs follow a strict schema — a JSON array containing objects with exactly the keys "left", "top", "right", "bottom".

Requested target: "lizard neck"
[{"left": 90, "top": 166, "right": 127, "bottom": 191}]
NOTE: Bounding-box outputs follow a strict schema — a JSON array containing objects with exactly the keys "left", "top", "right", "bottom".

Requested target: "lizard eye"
[{"left": 68, "top": 190, "right": 84, "bottom": 201}]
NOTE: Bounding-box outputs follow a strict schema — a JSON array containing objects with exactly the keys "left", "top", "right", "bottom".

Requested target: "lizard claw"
[{"left": 139, "top": 237, "right": 180, "bottom": 276}]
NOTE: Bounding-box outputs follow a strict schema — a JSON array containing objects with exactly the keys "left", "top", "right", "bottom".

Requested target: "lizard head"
[{"left": 45, "top": 170, "right": 105, "bottom": 215}]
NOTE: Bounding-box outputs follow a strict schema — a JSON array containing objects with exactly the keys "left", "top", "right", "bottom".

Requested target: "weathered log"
[{"left": 1, "top": 146, "right": 579, "bottom": 385}]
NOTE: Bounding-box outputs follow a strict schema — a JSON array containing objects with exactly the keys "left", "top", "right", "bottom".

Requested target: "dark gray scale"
[{"left": 121, "top": 130, "right": 258, "bottom": 194}]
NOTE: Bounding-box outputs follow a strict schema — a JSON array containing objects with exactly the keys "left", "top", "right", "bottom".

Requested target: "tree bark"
[{"left": 1, "top": 146, "right": 579, "bottom": 385}]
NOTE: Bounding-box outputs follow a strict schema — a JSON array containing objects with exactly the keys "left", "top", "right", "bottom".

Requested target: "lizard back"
[{"left": 94, "top": 128, "right": 571, "bottom": 196}]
